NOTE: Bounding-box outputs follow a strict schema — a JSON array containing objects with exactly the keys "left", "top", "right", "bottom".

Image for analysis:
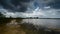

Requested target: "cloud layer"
[
  {"left": 0, "top": 0, "right": 34, "bottom": 12},
  {"left": 0, "top": 0, "right": 60, "bottom": 18}
]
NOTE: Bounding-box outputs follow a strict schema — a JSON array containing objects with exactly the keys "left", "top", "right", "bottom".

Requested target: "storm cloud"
[
  {"left": 47, "top": 0, "right": 60, "bottom": 9},
  {"left": 0, "top": 0, "right": 56, "bottom": 12},
  {"left": 0, "top": 0, "right": 34, "bottom": 12},
  {"left": 0, "top": 0, "right": 60, "bottom": 18}
]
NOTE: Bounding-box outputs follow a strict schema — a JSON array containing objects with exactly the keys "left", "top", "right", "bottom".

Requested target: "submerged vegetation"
[{"left": 0, "top": 18, "right": 60, "bottom": 34}]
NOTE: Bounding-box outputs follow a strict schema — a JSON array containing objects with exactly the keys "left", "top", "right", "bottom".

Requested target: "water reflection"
[{"left": 22, "top": 19, "right": 60, "bottom": 28}]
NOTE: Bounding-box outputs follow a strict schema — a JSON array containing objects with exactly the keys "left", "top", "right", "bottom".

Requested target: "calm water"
[{"left": 22, "top": 19, "right": 60, "bottom": 28}]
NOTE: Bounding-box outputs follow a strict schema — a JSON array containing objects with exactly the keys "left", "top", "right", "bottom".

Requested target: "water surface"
[{"left": 22, "top": 19, "right": 60, "bottom": 28}]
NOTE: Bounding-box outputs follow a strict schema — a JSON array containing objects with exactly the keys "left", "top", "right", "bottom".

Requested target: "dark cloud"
[
  {"left": 0, "top": 0, "right": 60, "bottom": 12},
  {"left": 1, "top": 0, "right": 60, "bottom": 18},
  {"left": 47, "top": 0, "right": 60, "bottom": 9},
  {"left": 0, "top": 0, "right": 34, "bottom": 12}
]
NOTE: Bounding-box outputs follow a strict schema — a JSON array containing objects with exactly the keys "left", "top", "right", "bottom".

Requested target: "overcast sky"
[{"left": 0, "top": 0, "right": 60, "bottom": 18}]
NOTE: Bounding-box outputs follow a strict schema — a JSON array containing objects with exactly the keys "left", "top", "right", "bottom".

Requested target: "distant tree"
[
  {"left": 10, "top": 16, "right": 12, "bottom": 18},
  {"left": 0, "top": 12, "right": 5, "bottom": 18}
]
